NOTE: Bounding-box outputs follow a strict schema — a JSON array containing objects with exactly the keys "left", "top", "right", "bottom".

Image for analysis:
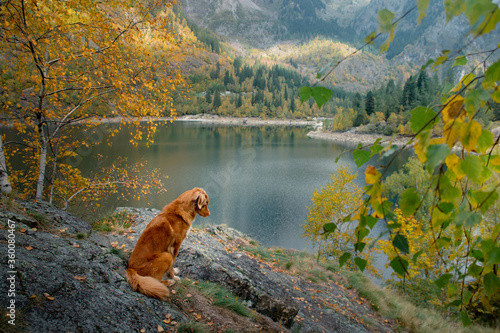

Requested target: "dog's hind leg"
[{"left": 146, "top": 252, "right": 173, "bottom": 282}]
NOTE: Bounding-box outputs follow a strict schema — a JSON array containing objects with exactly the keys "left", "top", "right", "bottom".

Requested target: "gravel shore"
[{"left": 306, "top": 129, "right": 412, "bottom": 146}]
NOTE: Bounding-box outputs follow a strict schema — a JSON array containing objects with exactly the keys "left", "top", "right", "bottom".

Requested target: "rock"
[
  {"left": 174, "top": 226, "right": 298, "bottom": 327},
  {"left": 0, "top": 203, "right": 396, "bottom": 332},
  {"left": 0, "top": 204, "right": 185, "bottom": 332}
]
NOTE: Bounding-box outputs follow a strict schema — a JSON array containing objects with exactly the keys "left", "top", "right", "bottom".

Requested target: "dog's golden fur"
[{"left": 126, "top": 188, "right": 210, "bottom": 300}]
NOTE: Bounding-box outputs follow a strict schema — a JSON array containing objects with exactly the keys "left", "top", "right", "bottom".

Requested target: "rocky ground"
[{"left": 0, "top": 200, "right": 399, "bottom": 332}]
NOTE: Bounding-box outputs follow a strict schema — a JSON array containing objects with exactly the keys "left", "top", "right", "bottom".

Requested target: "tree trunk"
[
  {"left": 35, "top": 118, "right": 48, "bottom": 201},
  {"left": 0, "top": 135, "right": 13, "bottom": 194},
  {"left": 35, "top": 136, "right": 47, "bottom": 201}
]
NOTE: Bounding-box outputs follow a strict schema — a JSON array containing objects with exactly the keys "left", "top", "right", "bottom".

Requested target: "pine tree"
[
  {"left": 365, "top": 91, "right": 376, "bottom": 116},
  {"left": 213, "top": 90, "right": 222, "bottom": 110},
  {"left": 205, "top": 90, "right": 212, "bottom": 104}
]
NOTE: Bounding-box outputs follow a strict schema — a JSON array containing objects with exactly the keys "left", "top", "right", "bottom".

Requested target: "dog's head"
[{"left": 191, "top": 188, "right": 210, "bottom": 217}]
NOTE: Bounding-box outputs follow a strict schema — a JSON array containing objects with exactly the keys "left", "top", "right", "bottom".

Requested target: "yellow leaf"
[
  {"left": 365, "top": 165, "right": 380, "bottom": 185},
  {"left": 460, "top": 120, "right": 482, "bottom": 151},
  {"left": 442, "top": 95, "right": 465, "bottom": 124}
]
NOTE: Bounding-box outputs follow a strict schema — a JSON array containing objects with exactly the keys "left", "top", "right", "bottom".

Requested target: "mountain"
[{"left": 178, "top": 0, "right": 499, "bottom": 66}]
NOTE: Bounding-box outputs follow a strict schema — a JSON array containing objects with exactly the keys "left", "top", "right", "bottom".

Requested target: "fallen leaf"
[
  {"left": 30, "top": 295, "right": 36, "bottom": 299},
  {"left": 171, "top": 321, "right": 177, "bottom": 326},
  {"left": 165, "top": 314, "right": 172, "bottom": 319},
  {"left": 127, "top": 236, "right": 135, "bottom": 239},
  {"left": 186, "top": 294, "right": 192, "bottom": 298},
  {"left": 140, "top": 329, "right": 146, "bottom": 333},
  {"left": 43, "top": 293, "right": 54, "bottom": 301},
  {"left": 31, "top": 227, "right": 37, "bottom": 231},
  {"left": 163, "top": 319, "right": 171, "bottom": 324},
  {"left": 157, "top": 325, "right": 164, "bottom": 332},
  {"left": 74, "top": 275, "right": 87, "bottom": 282},
  {"left": 59, "top": 228, "right": 68, "bottom": 232},
  {"left": 171, "top": 290, "right": 176, "bottom": 295},
  {"left": 20, "top": 228, "right": 26, "bottom": 233},
  {"left": 25, "top": 246, "right": 33, "bottom": 251},
  {"left": 73, "top": 244, "right": 80, "bottom": 248}
]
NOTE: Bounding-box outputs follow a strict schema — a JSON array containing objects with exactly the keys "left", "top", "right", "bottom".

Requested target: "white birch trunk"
[
  {"left": 35, "top": 130, "right": 47, "bottom": 201},
  {"left": 0, "top": 135, "right": 13, "bottom": 194}
]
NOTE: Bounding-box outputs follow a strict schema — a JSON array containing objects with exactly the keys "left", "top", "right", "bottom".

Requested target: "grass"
[
  {"left": 176, "top": 321, "right": 210, "bottom": 333},
  {"left": 344, "top": 271, "right": 499, "bottom": 333},
  {"left": 241, "top": 245, "right": 338, "bottom": 283},
  {"left": 239, "top": 243, "right": 498, "bottom": 332},
  {"left": 195, "top": 281, "right": 255, "bottom": 318},
  {"left": 92, "top": 211, "right": 133, "bottom": 233},
  {"left": 26, "top": 210, "right": 49, "bottom": 228}
]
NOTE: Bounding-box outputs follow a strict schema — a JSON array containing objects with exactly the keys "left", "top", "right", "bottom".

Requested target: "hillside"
[{"left": 2, "top": 198, "right": 496, "bottom": 332}]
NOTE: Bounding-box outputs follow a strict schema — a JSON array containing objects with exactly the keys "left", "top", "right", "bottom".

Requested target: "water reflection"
[{"left": 5, "top": 121, "right": 411, "bottom": 252}]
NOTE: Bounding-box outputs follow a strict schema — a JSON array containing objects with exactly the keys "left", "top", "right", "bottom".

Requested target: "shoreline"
[{"left": 306, "top": 129, "right": 412, "bottom": 146}]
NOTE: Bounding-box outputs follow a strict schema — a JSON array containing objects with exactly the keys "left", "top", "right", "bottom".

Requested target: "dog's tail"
[{"left": 126, "top": 268, "right": 170, "bottom": 300}]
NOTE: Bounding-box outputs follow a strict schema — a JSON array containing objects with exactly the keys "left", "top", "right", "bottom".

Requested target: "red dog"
[{"left": 126, "top": 188, "right": 210, "bottom": 299}]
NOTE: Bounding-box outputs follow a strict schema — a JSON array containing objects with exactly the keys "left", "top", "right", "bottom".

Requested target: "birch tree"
[{"left": 0, "top": 0, "right": 183, "bottom": 204}]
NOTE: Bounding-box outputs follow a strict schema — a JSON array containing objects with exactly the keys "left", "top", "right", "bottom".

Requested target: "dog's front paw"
[
  {"left": 162, "top": 279, "right": 176, "bottom": 287},
  {"left": 173, "top": 267, "right": 180, "bottom": 275}
]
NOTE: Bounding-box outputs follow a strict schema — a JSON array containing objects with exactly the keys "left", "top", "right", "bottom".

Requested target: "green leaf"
[
  {"left": 471, "top": 249, "right": 485, "bottom": 262},
  {"left": 466, "top": 0, "right": 500, "bottom": 36},
  {"left": 469, "top": 188, "right": 499, "bottom": 214},
  {"left": 444, "top": 0, "right": 465, "bottom": 22},
  {"left": 364, "top": 31, "right": 377, "bottom": 45},
  {"left": 334, "top": 149, "right": 346, "bottom": 163},
  {"left": 484, "top": 60, "right": 500, "bottom": 86},
  {"left": 465, "top": 0, "right": 497, "bottom": 29},
  {"left": 434, "top": 273, "right": 453, "bottom": 288},
  {"left": 468, "top": 263, "right": 483, "bottom": 278},
  {"left": 370, "top": 139, "right": 383, "bottom": 156},
  {"left": 377, "top": 9, "right": 394, "bottom": 33},
  {"left": 460, "top": 310, "right": 472, "bottom": 327},
  {"left": 379, "top": 27, "right": 396, "bottom": 53},
  {"left": 436, "top": 237, "right": 451, "bottom": 249},
  {"left": 410, "top": 106, "right": 437, "bottom": 134},
  {"left": 460, "top": 155, "right": 484, "bottom": 182},
  {"left": 454, "top": 211, "right": 482, "bottom": 228},
  {"left": 360, "top": 214, "right": 378, "bottom": 230},
  {"left": 356, "top": 227, "right": 370, "bottom": 243},
  {"left": 417, "top": 0, "right": 430, "bottom": 24},
  {"left": 477, "top": 128, "right": 494, "bottom": 153},
  {"left": 353, "top": 148, "right": 371, "bottom": 168},
  {"left": 452, "top": 55, "right": 467, "bottom": 67},
  {"left": 412, "top": 250, "right": 424, "bottom": 264},
  {"left": 355, "top": 242, "right": 366, "bottom": 253},
  {"left": 425, "top": 144, "right": 450, "bottom": 173},
  {"left": 484, "top": 273, "right": 500, "bottom": 298},
  {"left": 393, "top": 234, "right": 410, "bottom": 254},
  {"left": 486, "top": 247, "right": 500, "bottom": 266},
  {"left": 354, "top": 257, "right": 367, "bottom": 272},
  {"left": 389, "top": 256, "right": 408, "bottom": 277},
  {"left": 339, "top": 252, "right": 351, "bottom": 268},
  {"left": 438, "top": 202, "right": 455, "bottom": 214},
  {"left": 323, "top": 222, "right": 337, "bottom": 236},
  {"left": 300, "top": 86, "right": 312, "bottom": 105},
  {"left": 311, "top": 86, "right": 333, "bottom": 109}
]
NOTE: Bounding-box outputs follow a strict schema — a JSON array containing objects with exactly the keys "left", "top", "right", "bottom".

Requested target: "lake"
[{"left": 72, "top": 120, "right": 410, "bottom": 254}]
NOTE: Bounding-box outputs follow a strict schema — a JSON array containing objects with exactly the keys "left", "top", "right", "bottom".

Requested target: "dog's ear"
[{"left": 193, "top": 190, "right": 206, "bottom": 210}]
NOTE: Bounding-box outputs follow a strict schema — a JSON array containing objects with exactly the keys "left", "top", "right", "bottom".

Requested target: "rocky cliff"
[{"left": 0, "top": 200, "right": 397, "bottom": 332}]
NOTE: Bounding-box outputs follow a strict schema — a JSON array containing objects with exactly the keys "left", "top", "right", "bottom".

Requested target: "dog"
[{"left": 126, "top": 188, "right": 210, "bottom": 300}]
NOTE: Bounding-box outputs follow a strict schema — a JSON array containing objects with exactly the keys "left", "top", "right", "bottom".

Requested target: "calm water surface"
[{"left": 76, "top": 121, "right": 410, "bottom": 253}]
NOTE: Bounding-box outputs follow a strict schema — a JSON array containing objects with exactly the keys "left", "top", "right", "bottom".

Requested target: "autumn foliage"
[
  {"left": 303, "top": 0, "right": 500, "bottom": 326},
  {"left": 0, "top": 0, "right": 184, "bottom": 209}
]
